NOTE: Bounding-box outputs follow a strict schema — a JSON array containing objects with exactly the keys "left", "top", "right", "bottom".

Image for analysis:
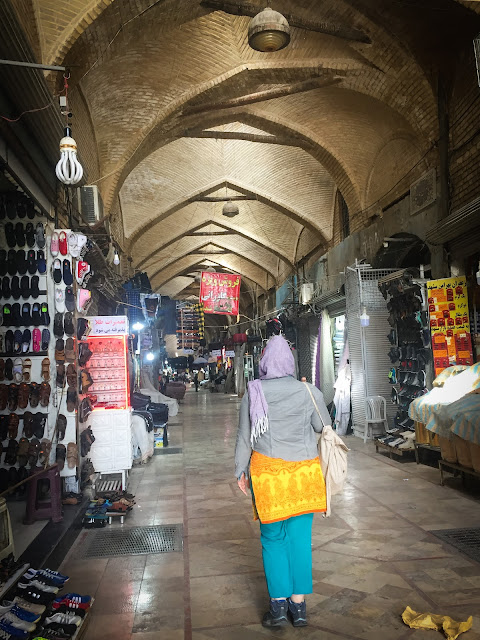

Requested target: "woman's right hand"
[{"left": 237, "top": 473, "right": 249, "bottom": 496}]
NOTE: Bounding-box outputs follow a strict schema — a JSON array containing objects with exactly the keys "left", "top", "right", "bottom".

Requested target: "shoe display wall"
[
  {"left": 378, "top": 270, "right": 432, "bottom": 451},
  {"left": 0, "top": 193, "right": 55, "bottom": 493}
]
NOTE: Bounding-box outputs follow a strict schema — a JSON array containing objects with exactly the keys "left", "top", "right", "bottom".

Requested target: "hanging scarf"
[{"left": 248, "top": 335, "right": 295, "bottom": 446}]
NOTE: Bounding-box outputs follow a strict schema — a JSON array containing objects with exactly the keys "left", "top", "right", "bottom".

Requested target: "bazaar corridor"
[{"left": 57, "top": 389, "right": 480, "bottom": 640}]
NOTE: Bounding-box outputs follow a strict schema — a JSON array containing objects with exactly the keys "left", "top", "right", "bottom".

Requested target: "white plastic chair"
[{"left": 364, "top": 396, "right": 388, "bottom": 443}]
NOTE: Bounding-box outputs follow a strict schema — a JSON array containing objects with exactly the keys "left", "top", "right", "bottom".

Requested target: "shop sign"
[
  {"left": 225, "top": 350, "right": 235, "bottom": 358},
  {"left": 88, "top": 315, "right": 129, "bottom": 336},
  {"left": 211, "top": 349, "right": 222, "bottom": 357},
  {"left": 183, "top": 349, "right": 194, "bottom": 354},
  {"left": 427, "top": 276, "right": 474, "bottom": 376},
  {"left": 200, "top": 271, "right": 241, "bottom": 316}
]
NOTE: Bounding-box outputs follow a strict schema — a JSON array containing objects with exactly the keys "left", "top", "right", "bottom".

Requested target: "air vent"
[
  {"left": 410, "top": 168, "right": 436, "bottom": 216},
  {"left": 78, "top": 185, "right": 104, "bottom": 225}
]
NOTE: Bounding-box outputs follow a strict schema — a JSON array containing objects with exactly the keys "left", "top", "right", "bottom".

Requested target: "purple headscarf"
[{"left": 248, "top": 335, "right": 295, "bottom": 445}]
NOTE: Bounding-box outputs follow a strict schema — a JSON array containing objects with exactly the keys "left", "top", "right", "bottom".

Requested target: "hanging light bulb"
[
  {"left": 55, "top": 126, "right": 84, "bottom": 185},
  {"left": 360, "top": 306, "right": 370, "bottom": 327},
  {"left": 113, "top": 250, "right": 120, "bottom": 266},
  {"left": 222, "top": 201, "right": 239, "bottom": 218}
]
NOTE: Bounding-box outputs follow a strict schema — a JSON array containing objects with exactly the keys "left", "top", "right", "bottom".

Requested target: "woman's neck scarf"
[{"left": 248, "top": 335, "right": 295, "bottom": 446}]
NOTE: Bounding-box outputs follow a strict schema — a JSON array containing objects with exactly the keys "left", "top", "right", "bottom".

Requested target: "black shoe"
[
  {"left": 30, "top": 276, "right": 40, "bottom": 299},
  {"left": 262, "top": 600, "right": 288, "bottom": 628},
  {"left": 287, "top": 599, "right": 307, "bottom": 627}
]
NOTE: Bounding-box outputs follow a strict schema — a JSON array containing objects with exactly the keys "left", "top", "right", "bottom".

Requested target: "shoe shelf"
[
  {"left": 0, "top": 351, "right": 48, "bottom": 358},
  {"left": 0, "top": 562, "right": 29, "bottom": 600},
  {"left": 374, "top": 439, "right": 415, "bottom": 458},
  {"left": 438, "top": 459, "right": 480, "bottom": 486}
]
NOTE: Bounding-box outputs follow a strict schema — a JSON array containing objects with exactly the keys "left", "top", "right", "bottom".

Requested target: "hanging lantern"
[
  {"left": 55, "top": 126, "right": 83, "bottom": 185},
  {"left": 222, "top": 201, "right": 239, "bottom": 218},
  {"left": 248, "top": 7, "right": 290, "bottom": 52}
]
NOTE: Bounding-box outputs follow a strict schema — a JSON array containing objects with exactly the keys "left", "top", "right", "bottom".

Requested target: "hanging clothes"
[
  {"left": 316, "top": 310, "right": 335, "bottom": 406},
  {"left": 333, "top": 339, "right": 351, "bottom": 436}
]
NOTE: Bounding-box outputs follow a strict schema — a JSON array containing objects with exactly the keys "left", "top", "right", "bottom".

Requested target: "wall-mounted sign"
[
  {"left": 200, "top": 272, "right": 241, "bottom": 316},
  {"left": 211, "top": 349, "right": 222, "bottom": 357},
  {"left": 225, "top": 350, "right": 235, "bottom": 358},
  {"left": 87, "top": 315, "right": 129, "bottom": 336},
  {"left": 427, "top": 276, "right": 474, "bottom": 376}
]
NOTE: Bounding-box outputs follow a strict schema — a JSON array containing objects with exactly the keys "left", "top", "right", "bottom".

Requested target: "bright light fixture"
[
  {"left": 360, "top": 306, "right": 370, "bottom": 327},
  {"left": 133, "top": 322, "right": 144, "bottom": 331},
  {"left": 55, "top": 127, "right": 84, "bottom": 185},
  {"left": 248, "top": 7, "right": 290, "bottom": 52},
  {"left": 113, "top": 252, "right": 120, "bottom": 266},
  {"left": 146, "top": 352, "right": 155, "bottom": 361}
]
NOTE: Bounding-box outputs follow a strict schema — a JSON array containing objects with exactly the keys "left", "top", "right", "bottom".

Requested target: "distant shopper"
[
  {"left": 235, "top": 335, "right": 330, "bottom": 628},
  {"left": 194, "top": 372, "right": 199, "bottom": 392}
]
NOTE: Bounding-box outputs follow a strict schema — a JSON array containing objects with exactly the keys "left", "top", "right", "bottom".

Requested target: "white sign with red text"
[{"left": 87, "top": 316, "right": 129, "bottom": 336}]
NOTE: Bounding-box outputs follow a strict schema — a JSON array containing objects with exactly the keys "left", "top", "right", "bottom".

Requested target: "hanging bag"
[{"left": 303, "top": 382, "right": 349, "bottom": 516}]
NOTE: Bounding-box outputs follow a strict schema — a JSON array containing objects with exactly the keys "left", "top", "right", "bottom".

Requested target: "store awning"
[
  {"left": 312, "top": 285, "right": 345, "bottom": 311},
  {"left": 426, "top": 196, "right": 480, "bottom": 245}
]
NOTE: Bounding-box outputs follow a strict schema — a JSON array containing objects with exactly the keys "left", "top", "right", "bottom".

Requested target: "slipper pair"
[
  {"left": 2, "top": 275, "right": 40, "bottom": 300},
  {"left": 32, "top": 328, "right": 50, "bottom": 352},
  {"left": 54, "top": 312, "right": 75, "bottom": 338},
  {"left": 52, "top": 259, "right": 73, "bottom": 285},
  {"left": 56, "top": 443, "right": 77, "bottom": 470}
]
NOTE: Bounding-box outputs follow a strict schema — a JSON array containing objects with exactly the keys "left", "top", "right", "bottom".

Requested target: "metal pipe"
[{"left": 0, "top": 59, "right": 67, "bottom": 72}]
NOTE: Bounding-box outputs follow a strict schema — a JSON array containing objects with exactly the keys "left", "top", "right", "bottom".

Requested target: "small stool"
[{"left": 24, "top": 465, "right": 63, "bottom": 525}]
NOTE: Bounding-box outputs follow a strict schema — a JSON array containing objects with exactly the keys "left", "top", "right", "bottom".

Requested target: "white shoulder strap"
[{"left": 303, "top": 381, "right": 324, "bottom": 427}]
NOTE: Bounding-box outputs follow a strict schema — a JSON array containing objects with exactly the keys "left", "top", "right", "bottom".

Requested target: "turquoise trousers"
[{"left": 259, "top": 513, "right": 314, "bottom": 598}]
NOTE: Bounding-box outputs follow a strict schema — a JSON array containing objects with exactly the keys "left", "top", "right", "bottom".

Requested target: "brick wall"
[{"left": 449, "top": 44, "right": 480, "bottom": 212}]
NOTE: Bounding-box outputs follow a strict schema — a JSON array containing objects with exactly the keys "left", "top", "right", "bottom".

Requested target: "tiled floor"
[{"left": 58, "top": 389, "right": 480, "bottom": 639}]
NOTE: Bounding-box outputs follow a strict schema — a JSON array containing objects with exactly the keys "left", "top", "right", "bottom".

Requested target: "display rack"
[
  {"left": 414, "top": 442, "right": 441, "bottom": 464},
  {"left": 0, "top": 562, "right": 29, "bottom": 600},
  {"left": 439, "top": 459, "right": 480, "bottom": 486},
  {"left": 374, "top": 439, "right": 415, "bottom": 458}
]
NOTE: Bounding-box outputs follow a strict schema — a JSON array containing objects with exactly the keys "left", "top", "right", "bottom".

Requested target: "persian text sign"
[
  {"left": 200, "top": 272, "right": 241, "bottom": 316},
  {"left": 427, "top": 276, "right": 473, "bottom": 376},
  {"left": 87, "top": 315, "right": 129, "bottom": 336}
]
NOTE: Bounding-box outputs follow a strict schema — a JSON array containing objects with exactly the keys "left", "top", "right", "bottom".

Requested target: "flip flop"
[
  {"left": 5, "top": 330, "right": 14, "bottom": 354},
  {"left": 5, "top": 358, "right": 13, "bottom": 381},
  {"left": 59, "top": 231, "right": 68, "bottom": 256},
  {"left": 17, "top": 438, "right": 29, "bottom": 467},
  {"left": 31, "top": 303, "right": 41, "bottom": 326},
  {"left": 56, "top": 444, "right": 66, "bottom": 471},
  {"left": 20, "top": 275, "right": 30, "bottom": 298},
  {"left": 25, "top": 223, "right": 35, "bottom": 248},
  {"left": 30, "top": 275, "right": 40, "bottom": 298},
  {"left": 41, "top": 328, "right": 50, "bottom": 351},
  {"left": 37, "top": 250, "right": 46, "bottom": 274},
  {"left": 13, "top": 330, "right": 22, "bottom": 354},
  {"left": 50, "top": 231, "right": 59, "bottom": 257},
  {"left": 40, "top": 302, "right": 50, "bottom": 326},
  {"left": 57, "top": 414, "right": 67, "bottom": 440},
  {"left": 22, "top": 357, "right": 32, "bottom": 382},
  {"left": 21, "top": 302, "right": 31, "bottom": 325},
  {"left": 23, "top": 411, "right": 34, "bottom": 438},
  {"left": 32, "top": 327, "right": 41, "bottom": 352},
  {"left": 22, "top": 329, "right": 31, "bottom": 353},
  {"left": 26, "top": 249, "right": 37, "bottom": 275},
  {"left": 67, "top": 442, "right": 78, "bottom": 469},
  {"left": 35, "top": 223, "right": 45, "bottom": 249},
  {"left": 39, "top": 439, "right": 52, "bottom": 465},
  {"left": 2, "top": 304, "right": 12, "bottom": 326},
  {"left": 13, "top": 358, "right": 23, "bottom": 382},
  {"left": 41, "top": 357, "right": 51, "bottom": 381}
]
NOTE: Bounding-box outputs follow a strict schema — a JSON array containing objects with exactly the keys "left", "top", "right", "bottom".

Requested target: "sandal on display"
[
  {"left": 66, "top": 443, "right": 78, "bottom": 469},
  {"left": 41, "top": 329, "right": 50, "bottom": 351},
  {"left": 56, "top": 364, "right": 65, "bottom": 389},
  {"left": 41, "top": 357, "right": 51, "bottom": 381},
  {"left": 17, "top": 438, "right": 29, "bottom": 467},
  {"left": 0, "top": 359, "right": 4, "bottom": 381},
  {"left": 66, "top": 387, "right": 77, "bottom": 413},
  {"left": 33, "top": 414, "right": 46, "bottom": 439},
  {"left": 5, "top": 438, "right": 18, "bottom": 465},
  {"left": 23, "top": 358, "right": 32, "bottom": 382},
  {"left": 56, "top": 414, "right": 67, "bottom": 441},
  {"left": 55, "top": 339, "right": 65, "bottom": 364},
  {"left": 39, "top": 382, "right": 51, "bottom": 408},
  {"left": 0, "top": 385, "right": 8, "bottom": 411},
  {"left": 29, "top": 382, "right": 40, "bottom": 408},
  {"left": 18, "top": 382, "right": 30, "bottom": 410},
  {"left": 23, "top": 412, "right": 34, "bottom": 439},
  {"left": 8, "top": 413, "right": 19, "bottom": 439},
  {"left": 13, "top": 358, "right": 23, "bottom": 383},
  {"left": 65, "top": 338, "right": 75, "bottom": 362},
  {"left": 39, "top": 439, "right": 52, "bottom": 465},
  {"left": 56, "top": 444, "right": 66, "bottom": 471},
  {"left": 28, "top": 439, "right": 40, "bottom": 467},
  {"left": 7, "top": 384, "right": 18, "bottom": 411},
  {"left": 5, "top": 358, "right": 13, "bottom": 380},
  {"left": 66, "top": 363, "right": 76, "bottom": 387}
]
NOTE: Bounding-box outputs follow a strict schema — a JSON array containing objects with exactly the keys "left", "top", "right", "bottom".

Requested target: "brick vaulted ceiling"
[{"left": 10, "top": 0, "right": 480, "bottom": 298}]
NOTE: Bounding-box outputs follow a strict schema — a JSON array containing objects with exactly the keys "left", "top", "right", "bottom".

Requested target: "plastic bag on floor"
[{"left": 402, "top": 606, "right": 472, "bottom": 640}]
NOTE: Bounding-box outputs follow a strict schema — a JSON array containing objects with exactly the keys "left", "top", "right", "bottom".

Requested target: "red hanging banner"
[{"left": 200, "top": 272, "right": 241, "bottom": 315}]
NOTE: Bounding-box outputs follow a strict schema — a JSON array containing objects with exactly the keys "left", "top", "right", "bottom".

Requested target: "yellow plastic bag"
[{"left": 402, "top": 606, "right": 473, "bottom": 640}]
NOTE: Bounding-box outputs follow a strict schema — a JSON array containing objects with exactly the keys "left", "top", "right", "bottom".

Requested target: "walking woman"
[{"left": 235, "top": 335, "right": 331, "bottom": 628}]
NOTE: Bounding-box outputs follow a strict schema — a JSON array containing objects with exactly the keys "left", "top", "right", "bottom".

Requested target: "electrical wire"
[{"left": 0, "top": 100, "right": 55, "bottom": 123}]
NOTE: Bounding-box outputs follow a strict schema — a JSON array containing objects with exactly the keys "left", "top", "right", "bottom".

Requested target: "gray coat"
[{"left": 235, "top": 377, "right": 331, "bottom": 479}]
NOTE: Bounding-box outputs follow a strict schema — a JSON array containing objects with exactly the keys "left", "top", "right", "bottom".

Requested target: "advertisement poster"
[
  {"left": 87, "top": 315, "right": 129, "bottom": 336},
  {"left": 200, "top": 272, "right": 241, "bottom": 316},
  {"left": 427, "top": 276, "right": 474, "bottom": 376}
]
